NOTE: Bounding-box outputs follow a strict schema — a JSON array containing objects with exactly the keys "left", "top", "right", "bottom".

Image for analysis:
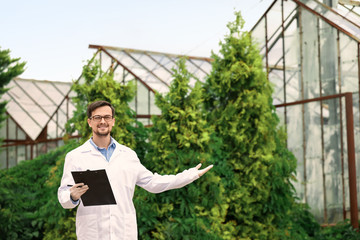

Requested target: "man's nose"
[{"left": 100, "top": 117, "right": 106, "bottom": 123}]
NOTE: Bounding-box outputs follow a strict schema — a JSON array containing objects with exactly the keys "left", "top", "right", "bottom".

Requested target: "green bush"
[
  {"left": 315, "top": 220, "right": 360, "bottom": 240},
  {"left": 0, "top": 142, "right": 76, "bottom": 240}
]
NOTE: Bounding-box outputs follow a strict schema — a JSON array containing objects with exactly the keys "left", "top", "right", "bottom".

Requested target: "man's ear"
[{"left": 87, "top": 118, "right": 91, "bottom": 126}]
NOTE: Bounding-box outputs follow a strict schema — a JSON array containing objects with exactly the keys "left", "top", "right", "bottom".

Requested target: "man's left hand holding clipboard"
[
  {"left": 70, "top": 169, "right": 117, "bottom": 206},
  {"left": 69, "top": 183, "right": 89, "bottom": 203}
]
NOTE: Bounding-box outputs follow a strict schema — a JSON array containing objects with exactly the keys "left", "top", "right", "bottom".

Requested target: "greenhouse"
[
  {"left": 0, "top": 78, "right": 76, "bottom": 169},
  {"left": 1, "top": 0, "right": 360, "bottom": 231},
  {"left": 251, "top": 0, "right": 360, "bottom": 228}
]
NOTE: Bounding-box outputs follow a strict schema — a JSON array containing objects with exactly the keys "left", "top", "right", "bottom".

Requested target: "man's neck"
[{"left": 92, "top": 135, "right": 111, "bottom": 149}]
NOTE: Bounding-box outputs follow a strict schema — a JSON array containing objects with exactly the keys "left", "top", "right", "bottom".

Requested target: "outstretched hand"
[{"left": 195, "top": 163, "right": 213, "bottom": 177}]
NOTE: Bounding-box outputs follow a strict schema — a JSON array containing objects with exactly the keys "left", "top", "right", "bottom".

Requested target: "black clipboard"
[{"left": 71, "top": 169, "right": 117, "bottom": 206}]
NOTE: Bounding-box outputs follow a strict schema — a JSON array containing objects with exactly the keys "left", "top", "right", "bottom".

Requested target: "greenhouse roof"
[
  {"left": 89, "top": 44, "right": 213, "bottom": 94},
  {"left": 2, "top": 78, "right": 74, "bottom": 140}
]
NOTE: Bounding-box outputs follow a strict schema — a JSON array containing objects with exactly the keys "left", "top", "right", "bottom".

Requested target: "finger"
[
  {"left": 73, "top": 183, "right": 85, "bottom": 189},
  {"left": 198, "top": 165, "right": 213, "bottom": 177},
  {"left": 195, "top": 163, "right": 202, "bottom": 170}
]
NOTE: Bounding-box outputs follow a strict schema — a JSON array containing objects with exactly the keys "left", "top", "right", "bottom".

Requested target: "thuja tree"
[
  {"left": 0, "top": 47, "right": 25, "bottom": 148},
  {"left": 134, "top": 59, "right": 229, "bottom": 240},
  {"left": 203, "top": 12, "right": 314, "bottom": 239},
  {"left": 42, "top": 58, "right": 149, "bottom": 239}
]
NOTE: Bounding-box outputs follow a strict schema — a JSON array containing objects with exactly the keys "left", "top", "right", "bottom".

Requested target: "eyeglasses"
[{"left": 90, "top": 115, "right": 113, "bottom": 122}]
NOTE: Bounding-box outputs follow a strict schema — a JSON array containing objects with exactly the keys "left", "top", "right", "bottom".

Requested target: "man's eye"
[{"left": 94, "top": 116, "right": 101, "bottom": 120}]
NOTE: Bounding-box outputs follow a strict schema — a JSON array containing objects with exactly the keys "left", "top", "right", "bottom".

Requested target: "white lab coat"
[{"left": 58, "top": 139, "right": 199, "bottom": 240}]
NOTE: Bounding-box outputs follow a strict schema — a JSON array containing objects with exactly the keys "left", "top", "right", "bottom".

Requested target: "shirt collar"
[{"left": 89, "top": 137, "right": 116, "bottom": 150}]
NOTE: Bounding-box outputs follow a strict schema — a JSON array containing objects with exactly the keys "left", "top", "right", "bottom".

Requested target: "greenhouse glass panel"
[
  {"left": 155, "top": 55, "right": 178, "bottom": 77},
  {"left": 8, "top": 146, "right": 16, "bottom": 168},
  {"left": 354, "top": 93, "right": 360, "bottom": 208},
  {"left": 268, "top": 39, "right": 283, "bottom": 70},
  {"left": 35, "top": 81, "right": 64, "bottom": 106},
  {"left": 17, "top": 126, "right": 26, "bottom": 140},
  {"left": 52, "top": 82, "right": 72, "bottom": 95},
  {"left": 150, "top": 91, "right": 161, "bottom": 115},
  {"left": 251, "top": 17, "right": 266, "bottom": 55},
  {"left": 283, "top": 0, "right": 298, "bottom": 17},
  {"left": 339, "top": 33, "right": 358, "bottom": 93},
  {"left": 47, "top": 141, "right": 57, "bottom": 153},
  {"left": 190, "top": 59, "right": 212, "bottom": 77},
  {"left": 304, "top": 101, "right": 325, "bottom": 223},
  {"left": 8, "top": 117, "right": 16, "bottom": 140},
  {"left": 137, "top": 82, "right": 150, "bottom": 115},
  {"left": 338, "top": 4, "right": 360, "bottom": 24},
  {"left": 284, "top": 17, "right": 301, "bottom": 102},
  {"left": 0, "top": 149, "right": 7, "bottom": 169},
  {"left": 26, "top": 145, "right": 31, "bottom": 161},
  {"left": 17, "top": 145, "right": 26, "bottom": 163},
  {"left": 301, "top": 9, "right": 320, "bottom": 99},
  {"left": 17, "top": 80, "right": 53, "bottom": 113},
  {"left": 32, "top": 145, "right": 38, "bottom": 159},
  {"left": 286, "top": 104, "right": 305, "bottom": 201},
  {"left": 322, "top": 98, "right": 347, "bottom": 223},
  {"left": 6, "top": 93, "right": 42, "bottom": 140},
  {"left": 37, "top": 143, "right": 47, "bottom": 155},
  {"left": 269, "top": 69, "right": 285, "bottom": 104},
  {"left": 100, "top": 53, "right": 113, "bottom": 73},
  {"left": 275, "top": 106, "right": 285, "bottom": 128},
  {"left": 0, "top": 119, "right": 6, "bottom": 138},
  {"left": 266, "top": 0, "right": 283, "bottom": 44},
  {"left": 47, "top": 119, "right": 57, "bottom": 139},
  {"left": 319, "top": 20, "right": 339, "bottom": 96}
]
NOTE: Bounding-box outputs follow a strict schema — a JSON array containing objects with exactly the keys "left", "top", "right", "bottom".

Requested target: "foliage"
[
  {"left": 0, "top": 142, "right": 75, "bottom": 240},
  {"left": 134, "top": 58, "right": 229, "bottom": 239},
  {"left": 0, "top": 47, "right": 25, "bottom": 148},
  {"left": 314, "top": 220, "right": 360, "bottom": 240},
  {"left": 202, "top": 12, "right": 315, "bottom": 239}
]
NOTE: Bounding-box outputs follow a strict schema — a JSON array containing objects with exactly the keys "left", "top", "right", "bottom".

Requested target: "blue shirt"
[{"left": 89, "top": 137, "right": 116, "bottom": 162}]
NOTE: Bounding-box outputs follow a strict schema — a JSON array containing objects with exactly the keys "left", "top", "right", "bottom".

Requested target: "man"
[{"left": 58, "top": 100, "right": 213, "bottom": 240}]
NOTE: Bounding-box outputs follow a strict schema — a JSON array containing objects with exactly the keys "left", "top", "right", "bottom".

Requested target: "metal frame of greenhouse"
[{"left": 251, "top": 0, "right": 360, "bottom": 229}]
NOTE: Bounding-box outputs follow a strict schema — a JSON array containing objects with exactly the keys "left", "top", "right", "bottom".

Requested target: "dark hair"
[{"left": 87, "top": 100, "right": 115, "bottom": 118}]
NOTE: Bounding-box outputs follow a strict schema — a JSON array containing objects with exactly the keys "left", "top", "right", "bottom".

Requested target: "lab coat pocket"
[
  {"left": 124, "top": 213, "right": 137, "bottom": 239},
  {"left": 76, "top": 214, "right": 98, "bottom": 240}
]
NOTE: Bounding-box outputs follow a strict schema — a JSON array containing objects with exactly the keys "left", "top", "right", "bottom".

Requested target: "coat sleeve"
[
  {"left": 58, "top": 153, "right": 80, "bottom": 209},
  {"left": 135, "top": 161, "right": 200, "bottom": 194}
]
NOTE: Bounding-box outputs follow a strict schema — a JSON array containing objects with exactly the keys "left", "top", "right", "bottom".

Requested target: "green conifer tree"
[
  {"left": 134, "top": 59, "right": 228, "bottom": 240},
  {"left": 0, "top": 47, "right": 25, "bottom": 143},
  {"left": 203, "top": 12, "right": 305, "bottom": 239}
]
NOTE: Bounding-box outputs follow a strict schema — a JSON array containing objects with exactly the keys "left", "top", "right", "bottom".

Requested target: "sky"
[{"left": 1, "top": 0, "right": 273, "bottom": 82}]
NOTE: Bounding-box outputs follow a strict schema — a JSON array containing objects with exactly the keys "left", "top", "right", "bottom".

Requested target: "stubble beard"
[{"left": 94, "top": 123, "right": 110, "bottom": 137}]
